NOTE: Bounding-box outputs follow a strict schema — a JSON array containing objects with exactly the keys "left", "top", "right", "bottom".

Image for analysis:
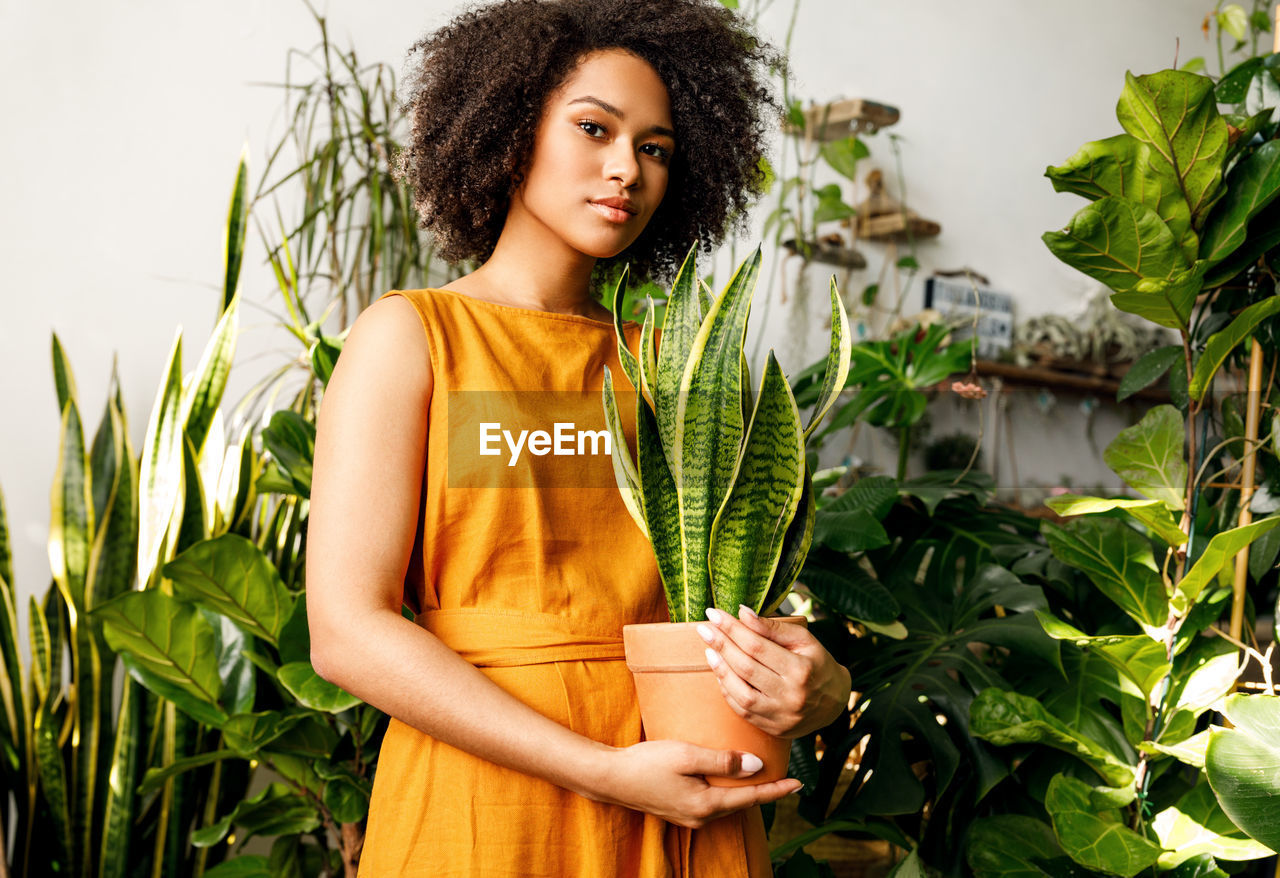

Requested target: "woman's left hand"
[{"left": 697, "top": 606, "right": 852, "bottom": 739}]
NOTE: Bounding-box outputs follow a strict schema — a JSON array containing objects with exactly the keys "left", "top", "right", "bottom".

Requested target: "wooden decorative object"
[
  {"left": 782, "top": 97, "right": 901, "bottom": 140},
  {"left": 848, "top": 170, "right": 941, "bottom": 242}
]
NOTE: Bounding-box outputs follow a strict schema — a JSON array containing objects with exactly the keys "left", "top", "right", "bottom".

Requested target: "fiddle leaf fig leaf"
[
  {"left": 1175, "top": 516, "right": 1280, "bottom": 610},
  {"left": 971, "top": 689, "right": 1135, "bottom": 788},
  {"left": 164, "top": 534, "right": 296, "bottom": 646},
  {"left": 1111, "top": 261, "right": 1205, "bottom": 331},
  {"left": 1044, "top": 773, "right": 1162, "bottom": 877},
  {"left": 1042, "top": 518, "right": 1168, "bottom": 628},
  {"left": 1103, "top": 405, "right": 1186, "bottom": 510},
  {"left": 1116, "top": 70, "right": 1229, "bottom": 227},
  {"left": 1154, "top": 776, "right": 1275, "bottom": 868},
  {"left": 966, "top": 815, "right": 1067, "bottom": 878},
  {"left": 1189, "top": 295, "right": 1280, "bottom": 401},
  {"left": 1043, "top": 197, "right": 1184, "bottom": 297},
  {"left": 1035, "top": 613, "right": 1169, "bottom": 699},
  {"left": 1118, "top": 344, "right": 1183, "bottom": 402},
  {"left": 277, "top": 662, "right": 361, "bottom": 713},
  {"left": 1198, "top": 141, "right": 1280, "bottom": 267},
  {"left": 1205, "top": 693, "right": 1280, "bottom": 852},
  {"left": 1047, "top": 134, "right": 1196, "bottom": 262},
  {"left": 1045, "top": 494, "right": 1186, "bottom": 546}
]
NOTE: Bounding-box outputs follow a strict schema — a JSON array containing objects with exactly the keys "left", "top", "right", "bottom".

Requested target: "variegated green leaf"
[
  {"left": 601, "top": 366, "right": 647, "bottom": 537},
  {"left": 87, "top": 396, "right": 139, "bottom": 609},
  {"left": 656, "top": 247, "right": 701, "bottom": 460},
  {"left": 164, "top": 534, "right": 296, "bottom": 646},
  {"left": 29, "top": 595, "right": 51, "bottom": 703},
  {"left": 50, "top": 398, "right": 92, "bottom": 612},
  {"left": 223, "top": 146, "right": 249, "bottom": 312},
  {"left": 51, "top": 332, "right": 78, "bottom": 417},
  {"left": 0, "top": 488, "right": 25, "bottom": 768},
  {"left": 175, "top": 431, "right": 207, "bottom": 553},
  {"left": 673, "top": 249, "right": 760, "bottom": 613},
  {"left": 138, "top": 330, "right": 185, "bottom": 589},
  {"left": 709, "top": 353, "right": 805, "bottom": 613},
  {"left": 803, "top": 277, "right": 852, "bottom": 441},
  {"left": 99, "top": 674, "right": 142, "bottom": 878},
  {"left": 182, "top": 294, "right": 238, "bottom": 455},
  {"left": 33, "top": 696, "right": 73, "bottom": 875},
  {"left": 761, "top": 465, "right": 815, "bottom": 616},
  {"left": 609, "top": 267, "right": 641, "bottom": 393},
  {"left": 1117, "top": 70, "right": 1229, "bottom": 226},
  {"left": 635, "top": 363, "right": 688, "bottom": 619}
]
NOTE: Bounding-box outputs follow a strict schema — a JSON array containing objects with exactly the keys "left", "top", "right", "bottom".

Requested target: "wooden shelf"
[{"left": 973, "top": 359, "right": 1169, "bottom": 400}]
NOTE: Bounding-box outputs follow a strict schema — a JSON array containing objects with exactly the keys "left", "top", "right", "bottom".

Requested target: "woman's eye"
[
  {"left": 641, "top": 143, "right": 673, "bottom": 162},
  {"left": 578, "top": 120, "right": 605, "bottom": 137}
]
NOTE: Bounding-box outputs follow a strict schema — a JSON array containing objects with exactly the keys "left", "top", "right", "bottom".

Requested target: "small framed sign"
[{"left": 924, "top": 276, "right": 1014, "bottom": 360}]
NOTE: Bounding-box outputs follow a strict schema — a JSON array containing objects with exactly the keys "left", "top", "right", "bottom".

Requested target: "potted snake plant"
[{"left": 601, "top": 245, "right": 850, "bottom": 783}]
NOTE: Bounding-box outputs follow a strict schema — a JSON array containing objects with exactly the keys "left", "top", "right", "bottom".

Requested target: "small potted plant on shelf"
[{"left": 601, "top": 245, "right": 850, "bottom": 784}]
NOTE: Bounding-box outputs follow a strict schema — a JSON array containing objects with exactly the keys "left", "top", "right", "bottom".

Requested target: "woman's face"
[{"left": 509, "top": 49, "right": 675, "bottom": 260}]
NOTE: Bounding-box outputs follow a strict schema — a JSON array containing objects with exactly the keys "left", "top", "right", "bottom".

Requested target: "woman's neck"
[{"left": 444, "top": 207, "right": 607, "bottom": 320}]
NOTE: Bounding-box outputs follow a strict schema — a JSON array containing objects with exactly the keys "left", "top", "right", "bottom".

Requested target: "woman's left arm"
[{"left": 696, "top": 606, "right": 852, "bottom": 738}]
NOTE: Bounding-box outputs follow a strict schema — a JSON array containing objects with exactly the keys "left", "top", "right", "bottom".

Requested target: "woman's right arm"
[{"left": 305, "top": 295, "right": 799, "bottom": 828}]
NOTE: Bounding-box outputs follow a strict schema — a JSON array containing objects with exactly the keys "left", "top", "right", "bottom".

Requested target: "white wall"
[{"left": 0, "top": 0, "right": 1219, "bottom": 618}]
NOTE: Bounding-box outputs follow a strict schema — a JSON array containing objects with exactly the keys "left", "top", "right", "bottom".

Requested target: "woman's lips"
[{"left": 589, "top": 198, "right": 638, "bottom": 223}]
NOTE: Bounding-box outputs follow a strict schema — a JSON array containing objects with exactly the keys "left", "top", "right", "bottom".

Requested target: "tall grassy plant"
[{"left": 602, "top": 247, "right": 850, "bottom": 622}]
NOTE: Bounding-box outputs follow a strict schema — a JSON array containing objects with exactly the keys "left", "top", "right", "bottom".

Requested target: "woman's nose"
[{"left": 604, "top": 144, "right": 640, "bottom": 188}]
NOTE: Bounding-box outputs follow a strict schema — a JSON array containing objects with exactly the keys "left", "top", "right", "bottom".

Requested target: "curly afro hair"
[{"left": 395, "top": 0, "right": 783, "bottom": 282}]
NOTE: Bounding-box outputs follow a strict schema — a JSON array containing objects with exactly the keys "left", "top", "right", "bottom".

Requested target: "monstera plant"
[{"left": 601, "top": 246, "right": 850, "bottom": 623}]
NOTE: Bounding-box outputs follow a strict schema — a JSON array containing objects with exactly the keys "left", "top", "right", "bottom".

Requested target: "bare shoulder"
[{"left": 328, "top": 294, "right": 433, "bottom": 401}]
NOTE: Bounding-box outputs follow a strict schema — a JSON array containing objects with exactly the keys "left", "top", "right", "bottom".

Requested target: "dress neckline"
[{"left": 427, "top": 287, "right": 638, "bottom": 329}]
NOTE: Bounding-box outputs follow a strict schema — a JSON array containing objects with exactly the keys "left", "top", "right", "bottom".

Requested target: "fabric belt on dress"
[{"left": 422, "top": 608, "right": 627, "bottom": 667}]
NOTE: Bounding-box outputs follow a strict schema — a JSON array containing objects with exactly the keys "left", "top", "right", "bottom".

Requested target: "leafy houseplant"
[{"left": 600, "top": 245, "right": 849, "bottom": 783}]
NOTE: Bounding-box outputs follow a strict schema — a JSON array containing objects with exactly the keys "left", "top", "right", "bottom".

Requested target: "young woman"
[{"left": 305, "top": 1, "right": 852, "bottom": 874}]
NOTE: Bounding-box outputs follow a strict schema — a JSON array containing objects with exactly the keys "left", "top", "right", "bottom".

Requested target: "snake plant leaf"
[
  {"left": 1175, "top": 516, "right": 1280, "bottom": 611},
  {"left": 1103, "top": 404, "right": 1187, "bottom": 510},
  {"left": 138, "top": 329, "right": 185, "bottom": 589},
  {"left": 1189, "top": 295, "right": 1280, "bottom": 401},
  {"left": 95, "top": 589, "right": 227, "bottom": 726},
  {"left": 223, "top": 145, "right": 249, "bottom": 312},
  {"left": 601, "top": 366, "right": 647, "bottom": 538},
  {"left": 673, "top": 249, "right": 759, "bottom": 606},
  {"left": 761, "top": 467, "right": 815, "bottom": 616},
  {"left": 1043, "top": 196, "right": 1184, "bottom": 297},
  {"left": 33, "top": 697, "right": 73, "bottom": 875},
  {"left": 1154, "top": 780, "right": 1274, "bottom": 868},
  {"left": 610, "top": 267, "right": 641, "bottom": 393},
  {"left": 971, "top": 690, "right": 1135, "bottom": 788},
  {"left": 175, "top": 430, "right": 208, "bottom": 554},
  {"left": 1199, "top": 141, "right": 1280, "bottom": 268},
  {"left": 1044, "top": 773, "right": 1161, "bottom": 876},
  {"left": 138, "top": 748, "right": 236, "bottom": 797},
  {"left": 709, "top": 352, "right": 805, "bottom": 613},
  {"left": 182, "top": 293, "right": 239, "bottom": 455},
  {"left": 164, "top": 534, "right": 296, "bottom": 646},
  {"left": 99, "top": 676, "right": 143, "bottom": 878},
  {"left": 0, "top": 493, "right": 23, "bottom": 779},
  {"left": 802, "top": 277, "right": 852, "bottom": 442},
  {"left": 1206, "top": 693, "right": 1280, "bottom": 852},
  {"left": 697, "top": 277, "right": 714, "bottom": 319},
  {"left": 1045, "top": 494, "right": 1186, "bottom": 546},
  {"left": 1047, "top": 133, "right": 1197, "bottom": 262},
  {"left": 277, "top": 662, "right": 361, "bottom": 713},
  {"left": 87, "top": 394, "right": 139, "bottom": 611},
  {"left": 1042, "top": 518, "right": 1168, "bottom": 628},
  {"left": 1116, "top": 70, "right": 1229, "bottom": 227},
  {"left": 51, "top": 332, "right": 79, "bottom": 418},
  {"left": 29, "top": 594, "right": 51, "bottom": 703},
  {"left": 635, "top": 373, "right": 688, "bottom": 618},
  {"left": 50, "top": 398, "right": 92, "bottom": 613},
  {"left": 656, "top": 246, "right": 702, "bottom": 458}
]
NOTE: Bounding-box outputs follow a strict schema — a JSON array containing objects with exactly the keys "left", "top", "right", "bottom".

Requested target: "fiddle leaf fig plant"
[{"left": 602, "top": 246, "right": 850, "bottom": 622}]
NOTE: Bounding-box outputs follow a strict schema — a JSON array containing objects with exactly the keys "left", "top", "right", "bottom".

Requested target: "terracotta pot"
[{"left": 622, "top": 616, "right": 807, "bottom": 787}]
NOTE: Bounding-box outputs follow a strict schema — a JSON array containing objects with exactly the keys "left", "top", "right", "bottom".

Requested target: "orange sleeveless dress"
[{"left": 356, "top": 288, "right": 771, "bottom": 877}]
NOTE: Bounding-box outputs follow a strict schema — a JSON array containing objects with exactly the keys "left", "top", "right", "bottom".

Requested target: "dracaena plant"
[{"left": 601, "top": 246, "right": 850, "bottom": 623}]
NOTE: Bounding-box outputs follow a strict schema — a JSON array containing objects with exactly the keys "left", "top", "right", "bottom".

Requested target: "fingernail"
[
  {"left": 705, "top": 607, "right": 725, "bottom": 625},
  {"left": 696, "top": 624, "right": 715, "bottom": 644},
  {"left": 704, "top": 647, "right": 721, "bottom": 669},
  {"left": 738, "top": 604, "right": 757, "bottom": 619},
  {"left": 740, "top": 753, "right": 763, "bottom": 774}
]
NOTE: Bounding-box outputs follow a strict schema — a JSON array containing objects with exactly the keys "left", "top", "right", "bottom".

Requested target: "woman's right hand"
[{"left": 586, "top": 740, "right": 801, "bottom": 828}]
